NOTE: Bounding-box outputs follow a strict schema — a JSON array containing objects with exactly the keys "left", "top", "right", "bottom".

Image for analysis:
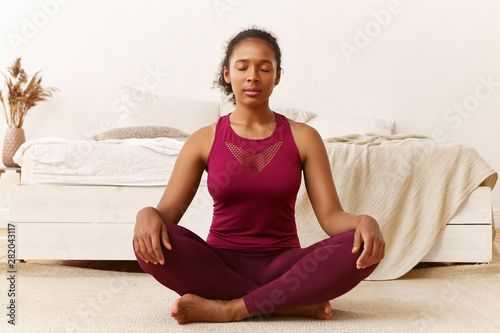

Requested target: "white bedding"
[{"left": 13, "top": 137, "right": 196, "bottom": 186}]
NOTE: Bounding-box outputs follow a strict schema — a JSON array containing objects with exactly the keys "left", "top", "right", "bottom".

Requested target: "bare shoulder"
[
  {"left": 187, "top": 121, "right": 216, "bottom": 144},
  {"left": 287, "top": 119, "right": 323, "bottom": 163},
  {"left": 288, "top": 118, "right": 321, "bottom": 140},
  {"left": 183, "top": 121, "right": 217, "bottom": 169}
]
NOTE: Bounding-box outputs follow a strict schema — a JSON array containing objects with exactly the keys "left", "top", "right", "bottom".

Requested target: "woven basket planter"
[{"left": 2, "top": 127, "right": 25, "bottom": 167}]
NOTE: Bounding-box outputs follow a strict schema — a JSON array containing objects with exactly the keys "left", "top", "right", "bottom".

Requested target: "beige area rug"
[{"left": 1, "top": 253, "right": 500, "bottom": 333}]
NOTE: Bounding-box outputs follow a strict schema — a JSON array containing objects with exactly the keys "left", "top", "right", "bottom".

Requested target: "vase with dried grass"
[{"left": 0, "top": 58, "right": 58, "bottom": 167}]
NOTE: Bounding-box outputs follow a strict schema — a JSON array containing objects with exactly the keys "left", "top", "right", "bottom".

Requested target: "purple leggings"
[{"left": 134, "top": 224, "right": 376, "bottom": 316}]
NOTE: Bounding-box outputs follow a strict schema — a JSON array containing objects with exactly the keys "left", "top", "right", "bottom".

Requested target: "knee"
[
  {"left": 338, "top": 230, "right": 356, "bottom": 245},
  {"left": 131, "top": 233, "right": 172, "bottom": 272},
  {"left": 317, "top": 231, "right": 363, "bottom": 267},
  {"left": 131, "top": 224, "right": 197, "bottom": 266},
  {"left": 324, "top": 230, "right": 355, "bottom": 244},
  {"left": 328, "top": 231, "right": 378, "bottom": 280},
  {"left": 319, "top": 230, "right": 357, "bottom": 256},
  {"left": 164, "top": 223, "right": 193, "bottom": 241}
]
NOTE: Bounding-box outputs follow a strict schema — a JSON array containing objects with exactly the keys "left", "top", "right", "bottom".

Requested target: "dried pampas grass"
[{"left": 0, "top": 57, "right": 58, "bottom": 128}]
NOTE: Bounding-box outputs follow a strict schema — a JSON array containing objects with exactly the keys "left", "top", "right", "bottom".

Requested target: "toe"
[
  {"left": 171, "top": 299, "right": 180, "bottom": 314},
  {"left": 170, "top": 298, "right": 183, "bottom": 322}
]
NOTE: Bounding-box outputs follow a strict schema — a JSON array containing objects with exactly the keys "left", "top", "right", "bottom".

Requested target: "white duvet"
[{"left": 13, "top": 137, "right": 196, "bottom": 186}]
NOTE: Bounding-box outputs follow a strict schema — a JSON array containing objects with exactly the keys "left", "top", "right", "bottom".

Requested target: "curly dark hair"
[{"left": 214, "top": 27, "right": 282, "bottom": 104}]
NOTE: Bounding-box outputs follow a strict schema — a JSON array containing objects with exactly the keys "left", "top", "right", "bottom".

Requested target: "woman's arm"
[
  {"left": 292, "top": 122, "right": 385, "bottom": 269},
  {"left": 133, "top": 124, "right": 214, "bottom": 265},
  {"left": 154, "top": 128, "right": 212, "bottom": 225}
]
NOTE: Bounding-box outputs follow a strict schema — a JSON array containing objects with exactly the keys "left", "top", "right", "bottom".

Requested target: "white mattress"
[{"left": 13, "top": 136, "right": 198, "bottom": 186}]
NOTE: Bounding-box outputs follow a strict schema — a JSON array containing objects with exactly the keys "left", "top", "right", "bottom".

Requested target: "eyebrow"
[{"left": 234, "top": 59, "right": 273, "bottom": 65}]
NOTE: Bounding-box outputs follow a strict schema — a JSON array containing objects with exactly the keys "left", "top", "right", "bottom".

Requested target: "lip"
[{"left": 244, "top": 87, "right": 262, "bottom": 97}]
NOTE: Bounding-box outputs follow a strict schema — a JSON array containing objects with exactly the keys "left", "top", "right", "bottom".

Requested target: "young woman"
[{"left": 133, "top": 28, "right": 385, "bottom": 325}]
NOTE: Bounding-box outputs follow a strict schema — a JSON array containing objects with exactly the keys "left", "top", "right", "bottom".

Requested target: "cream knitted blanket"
[{"left": 295, "top": 134, "right": 498, "bottom": 280}]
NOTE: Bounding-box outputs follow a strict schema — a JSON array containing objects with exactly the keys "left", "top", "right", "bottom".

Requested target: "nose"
[{"left": 246, "top": 68, "right": 259, "bottom": 82}]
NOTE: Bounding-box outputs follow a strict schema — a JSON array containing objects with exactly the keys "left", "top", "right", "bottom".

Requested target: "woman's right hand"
[{"left": 133, "top": 206, "right": 172, "bottom": 265}]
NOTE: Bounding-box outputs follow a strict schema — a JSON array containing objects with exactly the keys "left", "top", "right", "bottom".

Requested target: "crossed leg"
[
  {"left": 242, "top": 231, "right": 376, "bottom": 316},
  {"left": 134, "top": 224, "right": 377, "bottom": 324}
]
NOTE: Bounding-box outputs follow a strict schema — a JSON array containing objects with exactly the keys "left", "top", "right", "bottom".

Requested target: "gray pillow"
[{"left": 92, "top": 126, "right": 189, "bottom": 141}]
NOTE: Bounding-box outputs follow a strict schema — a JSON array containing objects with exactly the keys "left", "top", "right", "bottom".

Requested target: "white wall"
[{"left": 0, "top": 0, "right": 499, "bottom": 214}]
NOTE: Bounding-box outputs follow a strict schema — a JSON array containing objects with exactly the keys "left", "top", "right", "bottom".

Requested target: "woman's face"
[{"left": 224, "top": 38, "right": 280, "bottom": 108}]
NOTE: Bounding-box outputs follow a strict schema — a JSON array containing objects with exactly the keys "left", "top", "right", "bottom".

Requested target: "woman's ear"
[
  {"left": 224, "top": 66, "right": 231, "bottom": 84},
  {"left": 274, "top": 69, "right": 281, "bottom": 86}
]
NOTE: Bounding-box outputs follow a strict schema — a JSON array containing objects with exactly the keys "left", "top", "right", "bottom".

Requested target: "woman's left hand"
[{"left": 352, "top": 215, "right": 385, "bottom": 269}]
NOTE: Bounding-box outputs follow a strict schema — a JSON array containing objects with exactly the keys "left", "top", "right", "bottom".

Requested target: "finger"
[
  {"left": 379, "top": 240, "right": 386, "bottom": 261},
  {"left": 145, "top": 236, "right": 161, "bottom": 264},
  {"left": 357, "top": 237, "right": 373, "bottom": 269},
  {"left": 138, "top": 238, "right": 155, "bottom": 264},
  {"left": 133, "top": 239, "right": 148, "bottom": 263},
  {"left": 161, "top": 224, "right": 172, "bottom": 251},
  {"left": 366, "top": 238, "right": 384, "bottom": 267},
  {"left": 151, "top": 234, "right": 165, "bottom": 266},
  {"left": 367, "top": 238, "right": 380, "bottom": 267},
  {"left": 352, "top": 228, "right": 362, "bottom": 253},
  {"left": 141, "top": 237, "right": 158, "bottom": 264}
]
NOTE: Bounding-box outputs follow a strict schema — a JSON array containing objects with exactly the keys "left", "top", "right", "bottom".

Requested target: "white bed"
[
  {"left": 16, "top": 136, "right": 187, "bottom": 186},
  {"left": 8, "top": 90, "right": 498, "bottom": 280},
  {"left": 10, "top": 183, "right": 493, "bottom": 264},
  {"left": 10, "top": 134, "right": 495, "bottom": 265}
]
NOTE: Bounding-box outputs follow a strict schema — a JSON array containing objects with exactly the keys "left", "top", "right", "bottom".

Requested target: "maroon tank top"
[{"left": 206, "top": 111, "right": 302, "bottom": 253}]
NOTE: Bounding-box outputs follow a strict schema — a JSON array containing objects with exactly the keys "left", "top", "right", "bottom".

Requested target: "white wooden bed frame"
[{"left": 10, "top": 184, "right": 493, "bottom": 263}]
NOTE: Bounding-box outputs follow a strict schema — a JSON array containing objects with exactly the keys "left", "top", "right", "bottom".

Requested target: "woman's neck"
[{"left": 231, "top": 103, "right": 275, "bottom": 126}]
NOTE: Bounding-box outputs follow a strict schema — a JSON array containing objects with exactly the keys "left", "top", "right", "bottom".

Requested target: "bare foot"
[
  {"left": 274, "top": 302, "right": 333, "bottom": 320},
  {"left": 170, "top": 294, "right": 249, "bottom": 325}
]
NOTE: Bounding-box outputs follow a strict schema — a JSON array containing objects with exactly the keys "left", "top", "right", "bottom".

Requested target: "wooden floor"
[{"left": 1, "top": 228, "right": 499, "bottom": 273}]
